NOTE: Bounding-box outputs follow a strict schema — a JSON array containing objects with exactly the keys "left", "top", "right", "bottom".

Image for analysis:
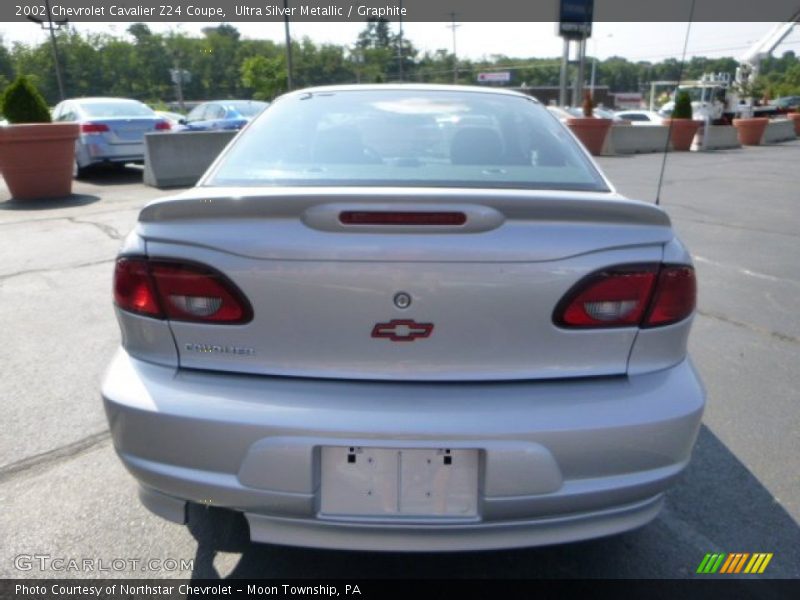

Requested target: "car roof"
[
  {"left": 280, "top": 84, "right": 540, "bottom": 103},
  {"left": 67, "top": 97, "right": 146, "bottom": 104}
]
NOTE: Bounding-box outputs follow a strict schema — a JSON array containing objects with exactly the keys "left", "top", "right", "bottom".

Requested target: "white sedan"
[{"left": 615, "top": 110, "right": 665, "bottom": 125}]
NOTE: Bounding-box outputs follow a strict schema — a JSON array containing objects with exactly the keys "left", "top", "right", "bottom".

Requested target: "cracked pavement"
[{"left": 0, "top": 147, "right": 798, "bottom": 580}]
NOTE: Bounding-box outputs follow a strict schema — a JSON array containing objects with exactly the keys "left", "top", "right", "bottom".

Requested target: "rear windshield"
[
  {"left": 206, "top": 89, "right": 609, "bottom": 192},
  {"left": 227, "top": 101, "right": 268, "bottom": 117},
  {"left": 79, "top": 101, "right": 155, "bottom": 118}
]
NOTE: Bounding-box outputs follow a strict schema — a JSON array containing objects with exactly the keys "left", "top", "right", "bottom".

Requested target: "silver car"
[
  {"left": 51, "top": 97, "right": 171, "bottom": 177},
  {"left": 103, "top": 85, "right": 704, "bottom": 551}
]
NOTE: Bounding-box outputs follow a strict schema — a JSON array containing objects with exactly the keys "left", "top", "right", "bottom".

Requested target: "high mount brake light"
[
  {"left": 555, "top": 264, "right": 696, "bottom": 329},
  {"left": 113, "top": 258, "right": 252, "bottom": 324},
  {"left": 339, "top": 211, "right": 467, "bottom": 226}
]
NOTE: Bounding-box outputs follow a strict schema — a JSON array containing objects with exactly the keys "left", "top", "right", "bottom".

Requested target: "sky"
[{"left": 2, "top": 21, "right": 799, "bottom": 63}]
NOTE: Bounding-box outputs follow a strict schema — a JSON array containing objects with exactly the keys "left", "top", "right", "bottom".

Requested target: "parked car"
[
  {"left": 769, "top": 95, "right": 800, "bottom": 110},
  {"left": 154, "top": 110, "right": 187, "bottom": 130},
  {"left": 104, "top": 85, "right": 704, "bottom": 551},
  {"left": 547, "top": 105, "right": 626, "bottom": 123},
  {"left": 546, "top": 105, "right": 582, "bottom": 121},
  {"left": 51, "top": 97, "right": 171, "bottom": 177},
  {"left": 180, "top": 100, "right": 268, "bottom": 131},
  {"left": 615, "top": 110, "right": 665, "bottom": 125}
]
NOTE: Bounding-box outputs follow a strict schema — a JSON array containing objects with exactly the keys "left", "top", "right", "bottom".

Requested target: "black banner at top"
[{"left": 4, "top": 0, "right": 800, "bottom": 22}]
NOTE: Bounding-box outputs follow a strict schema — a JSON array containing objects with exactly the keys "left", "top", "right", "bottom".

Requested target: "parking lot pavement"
[{"left": 1, "top": 145, "right": 799, "bottom": 579}]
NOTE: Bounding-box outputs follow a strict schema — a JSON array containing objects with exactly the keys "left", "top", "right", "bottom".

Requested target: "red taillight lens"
[
  {"left": 339, "top": 211, "right": 467, "bottom": 226},
  {"left": 113, "top": 258, "right": 161, "bottom": 316},
  {"left": 643, "top": 266, "right": 696, "bottom": 327},
  {"left": 155, "top": 120, "right": 171, "bottom": 131},
  {"left": 80, "top": 122, "right": 109, "bottom": 133},
  {"left": 113, "top": 258, "right": 252, "bottom": 324},
  {"left": 555, "top": 264, "right": 695, "bottom": 329},
  {"left": 556, "top": 267, "right": 657, "bottom": 328}
]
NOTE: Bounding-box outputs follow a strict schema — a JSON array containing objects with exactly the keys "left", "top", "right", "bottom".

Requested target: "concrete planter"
[
  {"left": 0, "top": 123, "right": 79, "bottom": 199},
  {"left": 732, "top": 118, "right": 768, "bottom": 146},
  {"left": 762, "top": 119, "right": 797, "bottom": 144},
  {"left": 566, "top": 117, "right": 612, "bottom": 156},
  {"left": 788, "top": 112, "right": 800, "bottom": 136},
  {"left": 691, "top": 125, "right": 741, "bottom": 151},
  {"left": 606, "top": 125, "right": 669, "bottom": 155},
  {"left": 144, "top": 130, "right": 238, "bottom": 188},
  {"left": 663, "top": 119, "right": 702, "bottom": 152}
]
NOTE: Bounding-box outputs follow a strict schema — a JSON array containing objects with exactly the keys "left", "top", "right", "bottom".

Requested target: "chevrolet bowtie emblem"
[{"left": 371, "top": 319, "right": 434, "bottom": 342}]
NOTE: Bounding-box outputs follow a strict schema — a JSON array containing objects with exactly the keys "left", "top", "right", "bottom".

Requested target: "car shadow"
[
  {"left": 0, "top": 193, "right": 101, "bottom": 210},
  {"left": 78, "top": 165, "right": 144, "bottom": 186},
  {"left": 185, "top": 425, "right": 800, "bottom": 579}
]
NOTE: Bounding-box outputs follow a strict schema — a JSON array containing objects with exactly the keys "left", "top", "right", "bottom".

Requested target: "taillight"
[
  {"left": 643, "top": 266, "right": 696, "bottom": 327},
  {"left": 113, "top": 258, "right": 252, "bottom": 324},
  {"left": 155, "top": 120, "right": 171, "bottom": 131},
  {"left": 113, "top": 258, "right": 160, "bottom": 316},
  {"left": 80, "top": 122, "right": 109, "bottom": 133},
  {"left": 555, "top": 264, "right": 695, "bottom": 329}
]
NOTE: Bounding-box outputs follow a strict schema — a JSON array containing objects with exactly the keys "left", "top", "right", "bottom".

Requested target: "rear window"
[
  {"left": 206, "top": 89, "right": 609, "bottom": 192},
  {"left": 79, "top": 101, "right": 155, "bottom": 118},
  {"left": 227, "top": 101, "right": 268, "bottom": 117}
]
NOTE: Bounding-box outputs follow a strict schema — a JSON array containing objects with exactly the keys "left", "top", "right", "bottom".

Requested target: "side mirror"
[{"left": 178, "top": 118, "right": 187, "bottom": 125}]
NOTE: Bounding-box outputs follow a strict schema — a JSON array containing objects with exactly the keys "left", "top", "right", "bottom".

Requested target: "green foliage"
[
  {"left": 241, "top": 55, "right": 285, "bottom": 101},
  {"left": 672, "top": 91, "right": 693, "bottom": 119},
  {"left": 1, "top": 75, "right": 51, "bottom": 123},
  {"left": 733, "top": 77, "right": 765, "bottom": 102},
  {"left": 2, "top": 26, "right": 800, "bottom": 106}
]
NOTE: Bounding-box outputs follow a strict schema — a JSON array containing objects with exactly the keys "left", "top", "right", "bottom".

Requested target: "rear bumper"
[
  {"left": 103, "top": 350, "right": 705, "bottom": 551},
  {"left": 76, "top": 139, "right": 144, "bottom": 165}
]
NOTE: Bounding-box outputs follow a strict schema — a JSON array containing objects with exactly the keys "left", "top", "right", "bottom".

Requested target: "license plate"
[{"left": 320, "top": 447, "right": 478, "bottom": 518}]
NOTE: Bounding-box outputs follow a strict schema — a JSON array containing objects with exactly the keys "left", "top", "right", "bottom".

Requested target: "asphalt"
[{"left": 1, "top": 144, "right": 798, "bottom": 580}]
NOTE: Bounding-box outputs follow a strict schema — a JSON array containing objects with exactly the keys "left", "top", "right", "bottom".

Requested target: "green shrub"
[
  {"left": 1, "top": 76, "right": 52, "bottom": 124},
  {"left": 672, "top": 91, "right": 693, "bottom": 119}
]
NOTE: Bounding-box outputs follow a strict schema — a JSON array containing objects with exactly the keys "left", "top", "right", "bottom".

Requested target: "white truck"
[{"left": 657, "top": 16, "right": 799, "bottom": 122}]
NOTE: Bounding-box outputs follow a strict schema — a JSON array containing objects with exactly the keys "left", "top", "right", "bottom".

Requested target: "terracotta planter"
[
  {"left": 788, "top": 112, "right": 800, "bottom": 136},
  {"left": 566, "top": 117, "right": 612, "bottom": 156},
  {"left": 732, "top": 117, "right": 769, "bottom": 146},
  {"left": 0, "top": 123, "right": 79, "bottom": 199},
  {"left": 663, "top": 118, "right": 702, "bottom": 151}
]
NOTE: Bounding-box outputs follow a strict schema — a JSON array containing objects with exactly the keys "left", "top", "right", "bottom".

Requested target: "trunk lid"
[{"left": 138, "top": 187, "right": 672, "bottom": 381}]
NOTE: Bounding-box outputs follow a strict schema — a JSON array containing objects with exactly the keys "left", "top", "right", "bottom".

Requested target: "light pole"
[
  {"left": 283, "top": 0, "right": 294, "bottom": 90},
  {"left": 27, "top": 0, "right": 67, "bottom": 101},
  {"left": 590, "top": 33, "right": 613, "bottom": 98},
  {"left": 447, "top": 13, "right": 460, "bottom": 84},
  {"left": 397, "top": 0, "right": 404, "bottom": 82}
]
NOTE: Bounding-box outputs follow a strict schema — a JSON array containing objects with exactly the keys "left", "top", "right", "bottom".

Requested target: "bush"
[
  {"left": 582, "top": 90, "right": 594, "bottom": 117},
  {"left": 672, "top": 90, "right": 693, "bottom": 119},
  {"left": 1, "top": 76, "right": 52, "bottom": 124}
]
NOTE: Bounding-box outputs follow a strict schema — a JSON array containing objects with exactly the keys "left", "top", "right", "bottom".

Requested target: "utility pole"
[
  {"left": 559, "top": 38, "right": 570, "bottom": 106},
  {"left": 397, "top": 0, "right": 404, "bottom": 82},
  {"left": 283, "top": 0, "right": 294, "bottom": 90},
  {"left": 27, "top": 0, "right": 67, "bottom": 101},
  {"left": 447, "top": 12, "right": 460, "bottom": 84}
]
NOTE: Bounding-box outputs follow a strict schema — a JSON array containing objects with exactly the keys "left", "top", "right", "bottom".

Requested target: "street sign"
[
  {"left": 170, "top": 69, "right": 191, "bottom": 84},
  {"left": 559, "top": 0, "right": 594, "bottom": 40},
  {"left": 477, "top": 71, "right": 511, "bottom": 83}
]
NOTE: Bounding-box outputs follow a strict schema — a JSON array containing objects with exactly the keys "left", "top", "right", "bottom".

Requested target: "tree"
[{"left": 240, "top": 55, "right": 285, "bottom": 100}]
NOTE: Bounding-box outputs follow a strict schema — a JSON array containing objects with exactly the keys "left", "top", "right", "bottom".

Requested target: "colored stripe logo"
[{"left": 696, "top": 553, "right": 773, "bottom": 574}]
